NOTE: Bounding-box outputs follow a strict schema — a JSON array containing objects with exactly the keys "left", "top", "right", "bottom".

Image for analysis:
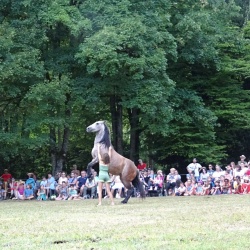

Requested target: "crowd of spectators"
[
  {"left": 139, "top": 155, "right": 250, "bottom": 196},
  {"left": 1, "top": 155, "right": 250, "bottom": 200},
  {"left": 0, "top": 165, "right": 124, "bottom": 201}
]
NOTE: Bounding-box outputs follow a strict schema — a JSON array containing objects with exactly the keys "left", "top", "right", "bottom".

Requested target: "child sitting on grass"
[
  {"left": 37, "top": 185, "right": 47, "bottom": 201},
  {"left": 56, "top": 181, "right": 68, "bottom": 200},
  {"left": 68, "top": 184, "right": 80, "bottom": 200},
  {"left": 24, "top": 184, "right": 34, "bottom": 200}
]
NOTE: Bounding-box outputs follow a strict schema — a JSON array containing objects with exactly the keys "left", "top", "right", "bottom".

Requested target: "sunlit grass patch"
[{"left": 1, "top": 196, "right": 250, "bottom": 249}]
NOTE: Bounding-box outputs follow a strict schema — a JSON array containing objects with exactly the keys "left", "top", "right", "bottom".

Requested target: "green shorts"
[{"left": 98, "top": 171, "right": 111, "bottom": 183}]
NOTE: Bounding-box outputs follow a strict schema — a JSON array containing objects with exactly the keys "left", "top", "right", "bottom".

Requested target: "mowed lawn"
[{"left": 1, "top": 195, "right": 250, "bottom": 250}]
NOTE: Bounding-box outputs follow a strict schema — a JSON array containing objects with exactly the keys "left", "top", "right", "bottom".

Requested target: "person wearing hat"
[
  {"left": 238, "top": 155, "right": 247, "bottom": 166},
  {"left": 1, "top": 169, "right": 12, "bottom": 191}
]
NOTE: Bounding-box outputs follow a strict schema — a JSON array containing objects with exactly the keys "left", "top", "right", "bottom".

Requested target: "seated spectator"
[
  {"left": 212, "top": 165, "right": 223, "bottom": 181},
  {"left": 174, "top": 170, "right": 181, "bottom": 181},
  {"left": 200, "top": 167, "right": 209, "bottom": 182},
  {"left": 195, "top": 181, "right": 203, "bottom": 196},
  {"left": 148, "top": 170, "right": 156, "bottom": 190},
  {"left": 210, "top": 181, "right": 221, "bottom": 195},
  {"left": 56, "top": 181, "right": 68, "bottom": 200},
  {"left": 245, "top": 164, "right": 250, "bottom": 176},
  {"left": 24, "top": 184, "right": 34, "bottom": 200},
  {"left": 207, "top": 164, "right": 214, "bottom": 177},
  {"left": 221, "top": 178, "right": 231, "bottom": 194},
  {"left": 40, "top": 176, "right": 48, "bottom": 196},
  {"left": 37, "top": 185, "right": 47, "bottom": 201},
  {"left": 175, "top": 182, "right": 186, "bottom": 196},
  {"left": 93, "top": 171, "right": 99, "bottom": 183},
  {"left": 0, "top": 184, "right": 6, "bottom": 200},
  {"left": 13, "top": 181, "right": 25, "bottom": 200},
  {"left": 153, "top": 172, "right": 163, "bottom": 191},
  {"left": 166, "top": 168, "right": 177, "bottom": 195},
  {"left": 207, "top": 176, "right": 215, "bottom": 189},
  {"left": 241, "top": 176, "right": 250, "bottom": 194},
  {"left": 56, "top": 172, "right": 68, "bottom": 193},
  {"left": 68, "top": 184, "right": 80, "bottom": 200},
  {"left": 137, "top": 159, "right": 147, "bottom": 171},
  {"left": 111, "top": 175, "right": 124, "bottom": 199},
  {"left": 68, "top": 172, "right": 77, "bottom": 186},
  {"left": 224, "top": 167, "right": 233, "bottom": 182},
  {"left": 233, "top": 165, "right": 242, "bottom": 178},
  {"left": 233, "top": 176, "right": 242, "bottom": 194},
  {"left": 9, "top": 178, "right": 18, "bottom": 199},
  {"left": 77, "top": 171, "right": 88, "bottom": 197},
  {"left": 184, "top": 180, "right": 194, "bottom": 196},
  {"left": 83, "top": 174, "right": 96, "bottom": 199},
  {"left": 202, "top": 181, "right": 211, "bottom": 195}
]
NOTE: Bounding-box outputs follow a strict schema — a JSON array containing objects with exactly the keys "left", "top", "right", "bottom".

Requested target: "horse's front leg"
[{"left": 87, "top": 158, "right": 98, "bottom": 176}]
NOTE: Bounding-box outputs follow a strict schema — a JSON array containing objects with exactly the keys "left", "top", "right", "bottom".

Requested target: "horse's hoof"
[{"left": 121, "top": 200, "right": 127, "bottom": 204}]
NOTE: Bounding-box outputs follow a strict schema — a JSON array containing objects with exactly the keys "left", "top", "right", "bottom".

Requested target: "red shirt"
[
  {"left": 137, "top": 163, "right": 147, "bottom": 170},
  {"left": 1, "top": 173, "right": 12, "bottom": 182}
]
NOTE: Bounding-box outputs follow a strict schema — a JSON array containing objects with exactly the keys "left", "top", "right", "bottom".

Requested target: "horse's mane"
[{"left": 99, "top": 123, "right": 111, "bottom": 148}]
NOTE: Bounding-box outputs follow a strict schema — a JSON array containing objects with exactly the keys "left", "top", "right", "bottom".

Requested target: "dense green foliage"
[{"left": 1, "top": 0, "right": 250, "bottom": 177}]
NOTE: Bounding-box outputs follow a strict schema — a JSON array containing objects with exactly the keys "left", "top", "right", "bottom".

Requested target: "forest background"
[{"left": 1, "top": 0, "right": 250, "bottom": 178}]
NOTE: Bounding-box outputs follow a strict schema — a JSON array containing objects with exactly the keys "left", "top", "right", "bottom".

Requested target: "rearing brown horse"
[{"left": 86, "top": 121, "right": 145, "bottom": 203}]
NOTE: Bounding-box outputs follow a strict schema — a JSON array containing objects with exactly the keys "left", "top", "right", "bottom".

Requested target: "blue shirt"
[
  {"left": 47, "top": 177, "right": 55, "bottom": 190},
  {"left": 77, "top": 177, "right": 87, "bottom": 188},
  {"left": 24, "top": 189, "right": 34, "bottom": 197}
]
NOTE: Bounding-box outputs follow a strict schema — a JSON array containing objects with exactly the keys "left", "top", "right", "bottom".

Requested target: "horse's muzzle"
[{"left": 86, "top": 127, "right": 90, "bottom": 132}]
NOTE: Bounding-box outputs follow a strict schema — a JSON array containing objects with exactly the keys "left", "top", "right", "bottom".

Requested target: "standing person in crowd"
[
  {"left": 187, "top": 158, "right": 202, "bottom": 181},
  {"left": 26, "top": 173, "right": 36, "bottom": 190},
  {"left": 207, "top": 164, "right": 214, "bottom": 177},
  {"left": 47, "top": 173, "right": 56, "bottom": 197},
  {"left": 71, "top": 164, "right": 80, "bottom": 177},
  {"left": 137, "top": 159, "right": 147, "bottom": 171},
  {"left": 166, "top": 168, "right": 177, "bottom": 196},
  {"left": 238, "top": 155, "right": 247, "bottom": 165},
  {"left": 83, "top": 174, "right": 97, "bottom": 199},
  {"left": 96, "top": 143, "right": 114, "bottom": 206},
  {"left": 77, "top": 171, "right": 88, "bottom": 197},
  {"left": 1, "top": 169, "right": 12, "bottom": 191}
]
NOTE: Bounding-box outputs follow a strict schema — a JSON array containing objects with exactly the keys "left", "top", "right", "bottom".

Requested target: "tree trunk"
[
  {"left": 128, "top": 108, "right": 140, "bottom": 162},
  {"left": 110, "top": 95, "right": 123, "bottom": 154},
  {"left": 50, "top": 93, "right": 71, "bottom": 175}
]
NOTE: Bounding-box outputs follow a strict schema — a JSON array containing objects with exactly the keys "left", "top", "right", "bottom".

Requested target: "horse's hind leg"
[{"left": 121, "top": 180, "right": 133, "bottom": 204}]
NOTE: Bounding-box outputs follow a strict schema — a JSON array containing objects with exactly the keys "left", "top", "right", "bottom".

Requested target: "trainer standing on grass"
[{"left": 97, "top": 143, "right": 114, "bottom": 206}]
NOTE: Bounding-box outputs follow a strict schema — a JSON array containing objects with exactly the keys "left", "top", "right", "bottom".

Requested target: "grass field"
[{"left": 1, "top": 195, "right": 250, "bottom": 250}]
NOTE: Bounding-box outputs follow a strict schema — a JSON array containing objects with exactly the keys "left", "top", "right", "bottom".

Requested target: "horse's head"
[{"left": 86, "top": 121, "right": 105, "bottom": 133}]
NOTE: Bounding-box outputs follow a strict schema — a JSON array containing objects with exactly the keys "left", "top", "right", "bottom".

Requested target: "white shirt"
[{"left": 187, "top": 163, "right": 202, "bottom": 177}]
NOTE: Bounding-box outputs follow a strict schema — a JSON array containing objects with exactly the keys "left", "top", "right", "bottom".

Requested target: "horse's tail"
[{"left": 132, "top": 170, "right": 146, "bottom": 199}]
